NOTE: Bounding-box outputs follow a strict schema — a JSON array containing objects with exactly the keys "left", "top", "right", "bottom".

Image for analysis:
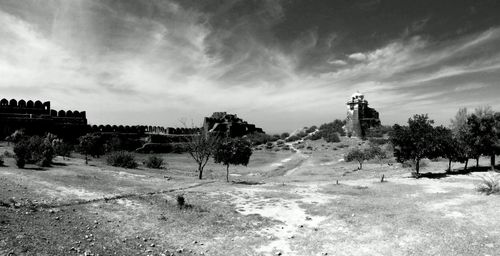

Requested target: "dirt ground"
[{"left": 0, "top": 140, "right": 499, "bottom": 256}]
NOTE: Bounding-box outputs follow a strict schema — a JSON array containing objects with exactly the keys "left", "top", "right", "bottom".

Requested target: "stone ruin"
[
  {"left": 203, "top": 112, "right": 264, "bottom": 137},
  {"left": 344, "top": 92, "right": 381, "bottom": 137},
  {"left": 0, "top": 98, "right": 88, "bottom": 140}
]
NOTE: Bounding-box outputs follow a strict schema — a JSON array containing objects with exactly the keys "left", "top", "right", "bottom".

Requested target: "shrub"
[
  {"left": 308, "top": 132, "right": 322, "bottom": 141},
  {"left": 285, "top": 135, "right": 301, "bottom": 142},
  {"left": 3, "top": 151, "right": 14, "bottom": 158},
  {"left": 323, "top": 132, "right": 340, "bottom": 143},
  {"left": 476, "top": 173, "right": 500, "bottom": 195},
  {"left": 106, "top": 151, "right": 138, "bottom": 168},
  {"left": 280, "top": 133, "right": 289, "bottom": 139},
  {"left": 246, "top": 132, "right": 272, "bottom": 146},
  {"left": 276, "top": 140, "right": 285, "bottom": 146},
  {"left": 53, "top": 140, "right": 73, "bottom": 158},
  {"left": 13, "top": 139, "right": 29, "bottom": 168},
  {"left": 270, "top": 134, "right": 281, "bottom": 142},
  {"left": 265, "top": 142, "right": 273, "bottom": 149},
  {"left": 13, "top": 135, "right": 54, "bottom": 168},
  {"left": 146, "top": 155, "right": 164, "bottom": 169},
  {"left": 305, "top": 126, "right": 317, "bottom": 134},
  {"left": 176, "top": 194, "right": 186, "bottom": 209}
]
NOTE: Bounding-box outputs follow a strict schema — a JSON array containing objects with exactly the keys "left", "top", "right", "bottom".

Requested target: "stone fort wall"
[{"left": 0, "top": 98, "right": 200, "bottom": 140}]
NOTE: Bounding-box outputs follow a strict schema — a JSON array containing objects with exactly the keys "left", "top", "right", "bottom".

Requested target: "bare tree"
[{"left": 186, "top": 130, "right": 220, "bottom": 179}]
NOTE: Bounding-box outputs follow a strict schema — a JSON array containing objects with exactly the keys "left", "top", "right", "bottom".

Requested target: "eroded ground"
[{"left": 1, "top": 140, "right": 499, "bottom": 256}]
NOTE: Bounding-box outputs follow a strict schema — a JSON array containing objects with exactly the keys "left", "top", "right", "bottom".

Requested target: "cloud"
[
  {"left": 454, "top": 83, "right": 489, "bottom": 92},
  {"left": 1, "top": 1, "right": 500, "bottom": 132},
  {"left": 348, "top": 52, "right": 367, "bottom": 61},
  {"left": 327, "top": 59, "right": 347, "bottom": 66}
]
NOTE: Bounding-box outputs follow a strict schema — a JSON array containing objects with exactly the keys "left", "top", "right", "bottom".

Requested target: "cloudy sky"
[{"left": 1, "top": 0, "right": 500, "bottom": 133}]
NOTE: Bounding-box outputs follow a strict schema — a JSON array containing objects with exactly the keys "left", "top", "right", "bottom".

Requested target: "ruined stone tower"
[{"left": 344, "top": 92, "right": 380, "bottom": 137}]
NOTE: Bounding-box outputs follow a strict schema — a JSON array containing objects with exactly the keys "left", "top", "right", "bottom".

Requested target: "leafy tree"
[
  {"left": 13, "top": 139, "right": 29, "bottom": 168},
  {"left": 468, "top": 113, "right": 498, "bottom": 169},
  {"left": 186, "top": 131, "right": 220, "bottom": 179},
  {"left": 344, "top": 147, "right": 376, "bottom": 170},
  {"left": 451, "top": 108, "right": 474, "bottom": 170},
  {"left": 432, "top": 126, "right": 460, "bottom": 172},
  {"left": 53, "top": 140, "right": 73, "bottom": 159},
  {"left": 214, "top": 138, "right": 253, "bottom": 182},
  {"left": 390, "top": 114, "right": 436, "bottom": 175},
  {"left": 13, "top": 135, "right": 55, "bottom": 168},
  {"left": 78, "top": 133, "right": 104, "bottom": 164}
]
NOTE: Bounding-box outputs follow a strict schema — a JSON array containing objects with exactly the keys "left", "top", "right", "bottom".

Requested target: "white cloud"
[{"left": 348, "top": 52, "right": 367, "bottom": 61}]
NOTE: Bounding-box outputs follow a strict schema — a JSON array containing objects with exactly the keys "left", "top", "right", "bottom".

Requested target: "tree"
[
  {"left": 450, "top": 108, "right": 473, "bottom": 170},
  {"left": 13, "top": 135, "right": 55, "bottom": 168},
  {"left": 186, "top": 131, "right": 219, "bottom": 179},
  {"left": 390, "top": 114, "right": 436, "bottom": 175},
  {"left": 213, "top": 138, "right": 253, "bottom": 182},
  {"left": 344, "top": 148, "right": 368, "bottom": 170},
  {"left": 468, "top": 113, "right": 498, "bottom": 169},
  {"left": 78, "top": 134, "right": 104, "bottom": 164},
  {"left": 432, "top": 126, "right": 459, "bottom": 172},
  {"left": 344, "top": 146, "right": 382, "bottom": 170}
]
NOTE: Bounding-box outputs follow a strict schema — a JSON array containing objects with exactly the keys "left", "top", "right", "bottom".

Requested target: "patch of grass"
[{"left": 476, "top": 173, "right": 500, "bottom": 195}]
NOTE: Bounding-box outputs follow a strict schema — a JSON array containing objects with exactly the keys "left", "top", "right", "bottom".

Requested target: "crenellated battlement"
[{"left": 0, "top": 98, "right": 86, "bottom": 119}]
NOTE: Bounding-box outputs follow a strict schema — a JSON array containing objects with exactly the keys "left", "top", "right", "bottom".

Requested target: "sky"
[{"left": 1, "top": 0, "right": 500, "bottom": 133}]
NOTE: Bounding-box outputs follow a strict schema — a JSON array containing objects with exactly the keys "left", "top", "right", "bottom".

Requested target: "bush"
[
  {"left": 476, "top": 173, "right": 500, "bottom": 195},
  {"left": 285, "top": 135, "right": 301, "bottom": 142},
  {"left": 177, "top": 194, "right": 186, "bottom": 209},
  {"left": 106, "top": 151, "right": 138, "bottom": 168},
  {"left": 53, "top": 140, "right": 73, "bottom": 158},
  {"left": 265, "top": 142, "right": 273, "bottom": 149},
  {"left": 246, "top": 133, "right": 272, "bottom": 146},
  {"left": 276, "top": 140, "right": 285, "bottom": 146},
  {"left": 280, "top": 133, "right": 289, "bottom": 140},
  {"left": 323, "top": 132, "right": 340, "bottom": 143},
  {"left": 146, "top": 155, "right": 164, "bottom": 169},
  {"left": 270, "top": 134, "right": 281, "bottom": 142},
  {"left": 305, "top": 126, "right": 317, "bottom": 134},
  {"left": 3, "top": 151, "right": 14, "bottom": 158},
  {"left": 13, "top": 135, "right": 55, "bottom": 168}
]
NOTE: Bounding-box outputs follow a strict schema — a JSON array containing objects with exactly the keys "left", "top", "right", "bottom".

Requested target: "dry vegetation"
[{"left": 1, "top": 138, "right": 499, "bottom": 255}]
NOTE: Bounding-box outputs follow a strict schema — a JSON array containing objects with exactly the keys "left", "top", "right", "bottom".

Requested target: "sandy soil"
[{"left": 1, "top": 140, "right": 499, "bottom": 256}]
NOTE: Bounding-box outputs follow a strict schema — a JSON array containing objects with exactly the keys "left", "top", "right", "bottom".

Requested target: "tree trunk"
[
  {"left": 476, "top": 157, "right": 479, "bottom": 168},
  {"left": 464, "top": 159, "right": 468, "bottom": 171},
  {"left": 448, "top": 159, "right": 452, "bottom": 173},
  {"left": 198, "top": 163, "right": 203, "bottom": 179},
  {"left": 491, "top": 154, "right": 496, "bottom": 171},
  {"left": 85, "top": 155, "right": 88, "bottom": 165},
  {"left": 415, "top": 159, "right": 420, "bottom": 175},
  {"left": 226, "top": 165, "right": 229, "bottom": 182},
  {"left": 359, "top": 161, "right": 363, "bottom": 170}
]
